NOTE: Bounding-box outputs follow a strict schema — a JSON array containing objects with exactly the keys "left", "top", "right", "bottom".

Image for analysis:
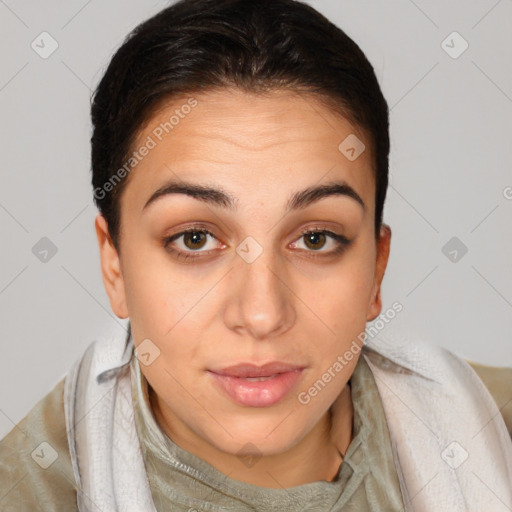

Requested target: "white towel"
[{"left": 64, "top": 326, "right": 512, "bottom": 511}]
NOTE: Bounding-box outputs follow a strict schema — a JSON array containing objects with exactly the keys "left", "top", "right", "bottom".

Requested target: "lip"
[
  {"left": 208, "top": 362, "right": 305, "bottom": 407},
  {"left": 213, "top": 361, "right": 304, "bottom": 378}
]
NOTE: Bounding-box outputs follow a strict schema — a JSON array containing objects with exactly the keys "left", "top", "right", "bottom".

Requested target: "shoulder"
[
  {"left": 364, "top": 328, "right": 512, "bottom": 439},
  {"left": 467, "top": 361, "right": 512, "bottom": 439},
  {"left": 0, "top": 378, "right": 78, "bottom": 511}
]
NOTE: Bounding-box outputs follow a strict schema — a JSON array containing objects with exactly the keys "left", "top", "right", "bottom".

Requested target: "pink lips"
[{"left": 208, "top": 362, "right": 305, "bottom": 407}]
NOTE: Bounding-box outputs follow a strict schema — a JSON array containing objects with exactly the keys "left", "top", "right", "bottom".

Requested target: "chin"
[{"left": 202, "top": 420, "right": 306, "bottom": 457}]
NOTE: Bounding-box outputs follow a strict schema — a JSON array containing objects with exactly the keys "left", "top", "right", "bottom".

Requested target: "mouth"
[{"left": 208, "top": 362, "right": 305, "bottom": 407}]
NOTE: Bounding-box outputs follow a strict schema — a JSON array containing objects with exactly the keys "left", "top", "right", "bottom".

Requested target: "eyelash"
[{"left": 162, "top": 226, "right": 352, "bottom": 262}]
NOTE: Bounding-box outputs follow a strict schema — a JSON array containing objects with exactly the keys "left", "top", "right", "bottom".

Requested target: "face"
[{"left": 96, "top": 87, "right": 390, "bottom": 462}]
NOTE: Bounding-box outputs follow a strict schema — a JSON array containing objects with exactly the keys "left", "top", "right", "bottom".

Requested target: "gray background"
[{"left": 1, "top": 0, "right": 511, "bottom": 438}]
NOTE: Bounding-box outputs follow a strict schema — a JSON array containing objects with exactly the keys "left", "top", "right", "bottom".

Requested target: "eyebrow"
[{"left": 142, "top": 179, "right": 365, "bottom": 213}]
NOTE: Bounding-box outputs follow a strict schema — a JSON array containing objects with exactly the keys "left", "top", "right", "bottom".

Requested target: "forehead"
[{"left": 122, "top": 87, "right": 375, "bottom": 216}]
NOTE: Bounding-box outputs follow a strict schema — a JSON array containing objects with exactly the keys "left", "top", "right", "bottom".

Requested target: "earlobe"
[
  {"left": 94, "top": 214, "right": 129, "bottom": 319},
  {"left": 366, "top": 224, "right": 391, "bottom": 322}
]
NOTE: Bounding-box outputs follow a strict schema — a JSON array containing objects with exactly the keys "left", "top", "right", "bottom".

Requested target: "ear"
[
  {"left": 94, "top": 214, "right": 129, "bottom": 319},
  {"left": 366, "top": 224, "right": 391, "bottom": 322}
]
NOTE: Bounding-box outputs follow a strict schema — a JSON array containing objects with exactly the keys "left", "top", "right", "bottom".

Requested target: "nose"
[{"left": 223, "top": 241, "right": 296, "bottom": 341}]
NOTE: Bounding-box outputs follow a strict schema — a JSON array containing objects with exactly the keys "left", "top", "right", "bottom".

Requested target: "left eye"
[{"left": 290, "top": 230, "right": 347, "bottom": 252}]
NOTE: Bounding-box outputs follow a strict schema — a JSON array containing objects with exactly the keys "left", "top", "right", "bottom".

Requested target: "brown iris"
[
  {"left": 303, "top": 232, "right": 326, "bottom": 250},
  {"left": 183, "top": 231, "right": 208, "bottom": 250}
]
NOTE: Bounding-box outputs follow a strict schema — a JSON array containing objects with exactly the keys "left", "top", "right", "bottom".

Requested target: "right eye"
[{"left": 162, "top": 228, "right": 226, "bottom": 261}]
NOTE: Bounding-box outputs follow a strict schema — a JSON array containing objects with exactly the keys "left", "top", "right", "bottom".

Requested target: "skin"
[{"left": 95, "top": 87, "right": 391, "bottom": 489}]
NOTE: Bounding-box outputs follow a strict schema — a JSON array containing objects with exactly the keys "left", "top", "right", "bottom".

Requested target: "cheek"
[
  {"left": 120, "top": 241, "right": 188, "bottom": 337},
  {"left": 121, "top": 246, "right": 208, "bottom": 371},
  {"left": 316, "top": 251, "right": 375, "bottom": 319},
  {"left": 307, "top": 247, "right": 376, "bottom": 358}
]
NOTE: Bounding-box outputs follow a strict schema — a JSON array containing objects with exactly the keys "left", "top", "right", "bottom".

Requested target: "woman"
[{"left": 1, "top": 0, "right": 511, "bottom": 510}]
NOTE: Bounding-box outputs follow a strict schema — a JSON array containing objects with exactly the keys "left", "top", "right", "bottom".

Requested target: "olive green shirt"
[{"left": 1, "top": 352, "right": 511, "bottom": 511}]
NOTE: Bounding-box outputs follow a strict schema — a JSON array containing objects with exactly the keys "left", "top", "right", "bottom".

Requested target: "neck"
[{"left": 150, "top": 383, "right": 354, "bottom": 489}]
